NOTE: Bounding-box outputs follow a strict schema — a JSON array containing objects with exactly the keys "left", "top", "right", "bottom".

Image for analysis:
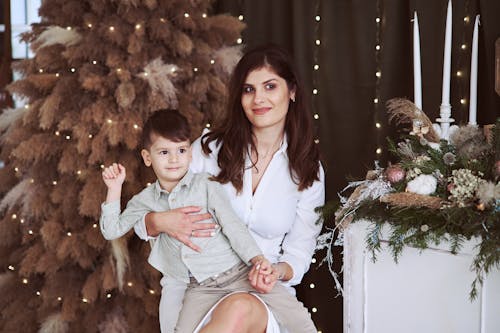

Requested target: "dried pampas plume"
[
  {"left": 40, "top": 313, "right": 69, "bottom": 333},
  {"left": 139, "top": 57, "right": 179, "bottom": 108},
  {"left": 98, "top": 307, "right": 129, "bottom": 333},
  {"left": 115, "top": 82, "right": 136, "bottom": 109},
  {"left": 449, "top": 125, "right": 490, "bottom": 159},
  {"left": 386, "top": 98, "right": 441, "bottom": 142},
  {"left": 212, "top": 45, "right": 243, "bottom": 77},
  {"left": 0, "top": 107, "right": 28, "bottom": 134},
  {"left": 110, "top": 238, "right": 130, "bottom": 291},
  {"left": 33, "top": 26, "right": 82, "bottom": 50},
  {"left": 0, "top": 178, "right": 30, "bottom": 212}
]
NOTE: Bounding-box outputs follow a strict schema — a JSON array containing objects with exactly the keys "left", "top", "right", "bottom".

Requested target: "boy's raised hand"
[{"left": 102, "top": 163, "right": 126, "bottom": 189}]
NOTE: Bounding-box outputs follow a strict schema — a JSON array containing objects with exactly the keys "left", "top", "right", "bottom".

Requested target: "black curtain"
[{"left": 214, "top": 1, "right": 500, "bottom": 332}]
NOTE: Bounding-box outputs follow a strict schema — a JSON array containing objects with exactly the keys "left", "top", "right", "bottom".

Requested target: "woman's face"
[{"left": 241, "top": 66, "right": 295, "bottom": 132}]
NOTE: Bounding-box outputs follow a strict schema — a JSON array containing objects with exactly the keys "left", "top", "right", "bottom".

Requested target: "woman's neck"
[{"left": 252, "top": 127, "right": 285, "bottom": 156}]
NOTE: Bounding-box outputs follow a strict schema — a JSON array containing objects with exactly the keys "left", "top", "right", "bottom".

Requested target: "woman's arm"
[
  {"left": 279, "top": 165, "right": 325, "bottom": 286},
  {"left": 134, "top": 207, "right": 216, "bottom": 253}
]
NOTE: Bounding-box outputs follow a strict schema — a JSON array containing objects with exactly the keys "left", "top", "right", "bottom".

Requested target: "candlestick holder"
[{"left": 433, "top": 103, "right": 459, "bottom": 140}]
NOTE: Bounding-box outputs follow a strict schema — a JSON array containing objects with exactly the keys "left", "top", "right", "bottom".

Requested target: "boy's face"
[{"left": 141, "top": 133, "right": 192, "bottom": 191}]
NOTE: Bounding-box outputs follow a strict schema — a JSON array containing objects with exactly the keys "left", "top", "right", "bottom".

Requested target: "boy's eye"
[
  {"left": 179, "top": 148, "right": 187, "bottom": 154},
  {"left": 159, "top": 150, "right": 169, "bottom": 155}
]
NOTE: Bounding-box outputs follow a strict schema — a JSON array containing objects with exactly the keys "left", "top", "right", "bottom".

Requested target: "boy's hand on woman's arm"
[{"left": 102, "top": 163, "right": 126, "bottom": 203}]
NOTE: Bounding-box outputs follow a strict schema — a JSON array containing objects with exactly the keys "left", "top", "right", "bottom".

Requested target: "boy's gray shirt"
[{"left": 100, "top": 170, "right": 262, "bottom": 283}]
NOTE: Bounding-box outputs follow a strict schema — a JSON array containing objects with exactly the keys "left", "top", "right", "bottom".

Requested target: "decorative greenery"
[{"left": 320, "top": 99, "right": 499, "bottom": 300}]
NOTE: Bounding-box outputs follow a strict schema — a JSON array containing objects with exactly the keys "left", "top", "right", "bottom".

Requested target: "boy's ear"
[{"left": 141, "top": 149, "right": 152, "bottom": 167}]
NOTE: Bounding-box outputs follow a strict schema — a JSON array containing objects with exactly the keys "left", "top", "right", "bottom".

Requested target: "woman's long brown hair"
[{"left": 201, "top": 44, "right": 321, "bottom": 192}]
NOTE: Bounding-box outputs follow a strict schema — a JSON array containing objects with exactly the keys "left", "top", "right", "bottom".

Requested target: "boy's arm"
[
  {"left": 100, "top": 163, "right": 149, "bottom": 240},
  {"left": 206, "top": 179, "right": 263, "bottom": 264}
]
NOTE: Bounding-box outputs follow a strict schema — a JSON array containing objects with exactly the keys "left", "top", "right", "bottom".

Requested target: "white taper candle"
[
  {"left": 468, "top": 15, "right": 479, "bottom": 126},
  {"left": 413, "top": 11, "right": 422, "bottom": 110}
]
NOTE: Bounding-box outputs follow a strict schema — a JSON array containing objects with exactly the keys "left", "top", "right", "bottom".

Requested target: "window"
[{"left": 11, "top": 0, "right": 42, "bottom": 59}]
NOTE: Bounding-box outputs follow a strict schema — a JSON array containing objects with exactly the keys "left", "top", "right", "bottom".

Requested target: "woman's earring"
[{"left": 290, "top": 96, "right": 295, "bottom": 103}]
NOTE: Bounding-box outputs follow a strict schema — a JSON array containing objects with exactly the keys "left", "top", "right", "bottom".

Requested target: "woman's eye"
[
  {"left": 242, "top": 86, "right": 254, "bottom": 94},
  {"left": 265, "top": 83, "right": 276, "bottom": 90}
]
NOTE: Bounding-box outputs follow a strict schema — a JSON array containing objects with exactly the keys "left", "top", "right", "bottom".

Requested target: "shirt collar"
[{"left": 152, "top": 170, "right": 194, "bottom": 201}]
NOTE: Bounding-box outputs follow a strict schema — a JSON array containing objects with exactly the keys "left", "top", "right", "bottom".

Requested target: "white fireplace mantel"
[{"left": 343, "top": 219, "right": 500, "bottom": 333}]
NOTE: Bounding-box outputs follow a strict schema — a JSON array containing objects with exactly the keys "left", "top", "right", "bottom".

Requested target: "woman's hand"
[
  {"left": 145, "top": 206, "right": 216, "bottom": 252},
  {"left": 248, "top": 257, "right": 280, "bottom": 293}
]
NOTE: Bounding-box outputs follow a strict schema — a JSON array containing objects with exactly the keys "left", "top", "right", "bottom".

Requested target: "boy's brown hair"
[{"left": 141, "top": 109, "right": 191, "bottom": 149}]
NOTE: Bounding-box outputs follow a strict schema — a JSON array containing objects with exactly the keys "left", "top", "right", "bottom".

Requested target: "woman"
[{"left": 136, "top": 44, "right": 325, "bottom": 332}]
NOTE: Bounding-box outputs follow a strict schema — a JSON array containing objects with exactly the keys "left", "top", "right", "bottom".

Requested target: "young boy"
[{"left": 99, "top": 109, "right": 316, "bottom": 333}]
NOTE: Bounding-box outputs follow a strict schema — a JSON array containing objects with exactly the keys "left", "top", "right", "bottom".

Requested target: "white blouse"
[
  {"left": 134, "top": 132, "right": 325, "bottom": 291},
  {"left": 189, "top": 133, "right": 325, "bottom": 291}
]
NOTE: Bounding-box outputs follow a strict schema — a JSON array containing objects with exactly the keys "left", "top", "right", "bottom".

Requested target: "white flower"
[
  {"left": 406, "top": 174, "right": 437, "bottom": 195},
  {"left": 420, "top": 224, "right": 429, "bottom": 232}
]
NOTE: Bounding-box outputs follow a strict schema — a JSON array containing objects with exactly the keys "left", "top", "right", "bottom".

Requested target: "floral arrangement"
[{"left": 318, "top": 98, "right": 500, "bottom": 300}]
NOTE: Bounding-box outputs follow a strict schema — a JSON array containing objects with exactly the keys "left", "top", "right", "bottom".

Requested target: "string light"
[
  {"left": 36, "top": 291, "right": 41, "bottom": 296},
  {"left": 202, "top": 14, "right": 207, "bottom": 18},
  {"left": 312, "top": 307, "right": 318, "bottom": 313},
  {"left": 184, "top": 13, "right": 190, "bottom": 18},
  {"left": 87, "top": 23, "right": 92, "bottom": 28},
  {"left": 66, "top": 26, "right": 72, "bottom": 31},
  {"left": 313, "top": 114, "right": 319, "bottom": 119},
  {"left": 76, "top": 170, "right": 82, "bottom": 175},
  {"left": 313, "top": 64, "right": 319, "bottom": 70},
  {"left": 82, "top": 298, "right": 88, "bottom": 303},
  {"left": 55, "top": 131, "right": 60, "bottom": 136},
  {"left": 374, "top": 0, "right": 384, "bottom": 160},
  {"left": 149, "top": 289, "right": 156, "bottom": 294},
  {"left": 133, "top": 124, "right": 139, "bottom": 129},
  {"left": 65, "top": 135, "right": 71, "bottom": 140},
  {"left": 55, "top": 73, "right": 60, "bottom": 77},
  {"left": 312, "top": 89, "right": 318, "bottom": 95},
  {"left": 8, "top": 265, "right": 15, "bottom": 271},
  {"left": 93, "top": 224, "right": 98, "bottom": 228},
  {"left": 88, "top": 134, "right": 93, "bottom": 138},
  {"left": 52, "top": 180, "right": 57, "bottom": 185},
  {"left": 28, "top": 230, "right": 33, "bottom": 235},
  {"left": 210, "top": 59, "right": 215, "bottom": 65},
  {"left": 70, "top": 68, "right": 76, "bottom": 73},
  {"left": 135, "top": 24, "right": 141, "bottom": 30},
  {"left": 460, "top": 98, "right": 467, "bottom": 105},
  {"left": 22, "top": 278, "right": 28, "bottom": 284},
  {"left": 106, "top": 119, "right": 113, "bottom": 124},
  {"left": 106, "top": 293, "right": 112, "bottom": 298},
  {"left": 461, "top": 44, "right": 467, "bottom": 50},
  {"left": 57, "top": 297, "right": 62, "bottom": 301},
  {"left": 315, "top": 39, "right": 321, "bottom": 46},
  {"left": 109, "top": 26, "right": 115, "bottom": 31},
  {"left": 311, "top": 257, "right": 316, "bottom": 264},
  {"left": 463, "top": 16, "right": 470, "bottom": 23},
  {"left": 238, "top": 15, "right": 244, "bottom": 21},
  {"left": 205, "top": 123, "right": 211, "bottom": 128},
  {"left": 127, "top": 282, "right": 133, "bottom": 287},
  {"left": 310, "top": 283, "right": 315, "bottom": 288},
  {"left": 11, "top": 214, "right": 17, "bottom": 219},
  {"left": 38, "top": 68, "right": 43, "bottom": 73},
  {"left": 236, "top": 38, "right": 242, "bottom": 44},
  {"left": 67, "top": 232, "right": 72, "bottom": 237},
  {"left": 456, "top": 70, "right": 462, "bottom": 77},
  {"left": 193, "top": 67, "right": 199, "bottom": 72},
  {"left": 376, "top": 148, "right": 383, "bottom": 154}
]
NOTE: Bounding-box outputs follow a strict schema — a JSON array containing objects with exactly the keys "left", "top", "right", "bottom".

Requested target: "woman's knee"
[{"left": 213, "top": 293, "right": 267, "bottom": 330}]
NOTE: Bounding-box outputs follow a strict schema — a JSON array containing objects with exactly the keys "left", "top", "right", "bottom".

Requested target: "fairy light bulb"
[
  {"left": 314, "top": 64, "right": 319, "bottom": 70},
  {"left": 127, "top": 282, "right": 133, "bottom": 287},
  {"left": 36, "top": 291, "right": 41, "bottom": 296},
  {"left": 67, "top": 232, "right": 72, "bottom": 237},
  {"left": 57, "top": 297, "right": 62, "bottom": 301},
  {"left": 8, "top": 265, "right": 15, "bottom": 271},
  {"left": 464, "top": 16, "right": 470, "bottom": 23},
  {"left": 55, "top": 73, "right": 60, "bottom": 77},
  {"left": 22, "top": 278, "right": 28, "bottom": 284},
  {"left": 52, "top": 181, "right": 57, "bottom": 185},
  {"left": 205, "top": 123, "right": 211, "bottom": 128},
  {"left": 315, "top": 39, "right": 321, "bottom": 46},
  {"left": 28, "top": 230, "right": 33, "bottom": 235},
  {"left": 66, "top": 26, "right": 72, "bottom": 30},
  {"left": 11, "top": 214, "right": 17, "bottom": 219},
  {"left": 375, "top": 71, "right": 382, "bottom": 78},
  {"left": 202, "top": 14, "right": 207, "bottom": 18},
  {"left": 460, "top": 98, "right": 467, "bottom": 104},
  {"left": 133, "top": 124, "right": 139, "bottom": 129},
  {"left": 184, "top": 13, "right": 190, "bottom": 18},
  {"left": 193, "top": 67, "right": 199, "bottom": 72},
  {"left": 82, "top": 298, "right": 88, "bottom": 303},
  {"left": 93, "top": 224, "right": 98, "bottom": 228},
  {"left": 373, "top": 98, "right": 379, "bottom": 104},
  {"left": 107, "top": 119, "right": 113, "bottom": 124},
  {"left": 314, "top": 114, "right": 319, "bottom": 119},
  {"left": 376, "top": 122, "right": 382, "bottom": 128},
  {"left": 315, "top": 15, "right": 321, "bottom": 22},
  {"left": 210, "top": 59, "right": 215, "bottom": 65},
  {"left": 314, "top": 139, "right": 320, "bottom": 144},
  {"left": 375, "top": 44, "right": 381, "bottom": 51},
  {"left": 87, "top": 23, "right": 92, "bottom": 28},
  {"left": 237, "top": 38, "right": 243, "bottom": 44},
  {"left": 376, "top": 17, "right": 381, "bottom": 23},
  {"left": 238, "top": 15, "right": 244, "bottom": 21},
  {"left": 311, "top": 257, "right": 317, "bottom": 263},
  {"left": 107, "top": 293, "right": 112, "bottom": 298},
  {"left": 149, "top": 289, "right": 155, "bottom": 294},
  {"left": 376, "top": 148, "right": 382, "bottom": 154},
  {"left": 70, "top": 68, "right": 76, "bottom": 73},
  {"left": 312, "top": 307, "right": 318, "bottom": 313},
  {"left": 310, "top": 283, "right": 315, "bottom": 288},
  {"left": 109, "top": 26, "right": 115, "bottom": 31},
  {"left": 461, "top": 44, "right": 467, "bottom": 50},
  {"left": 135, "top": 24, "right": 141, "bottom": 30},
  {"left": 39, "top": 68, "right": 43, "bottom": 73}
]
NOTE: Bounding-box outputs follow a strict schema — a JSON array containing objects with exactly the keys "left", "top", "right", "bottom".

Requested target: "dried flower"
[
  {"left": 443, "top": 152, "right": 456, "bottom": 165},
  {"left": 448, "top": 169, "right": 486, "bottom": 207},
  {"left": 406, "top": 174, "right": 437, "bottom": 195},
  {"left": 420, "top": 224, "right": 429, "bottom": 232},
  {"left": 385, "top": 165, "right": 405, "bottom": 184}
]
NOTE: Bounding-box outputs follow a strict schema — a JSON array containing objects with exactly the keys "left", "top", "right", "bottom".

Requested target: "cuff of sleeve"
[
  {"left": 133, "top": 213, "right": 158, "bottom": 241},
  {"left": 101, "top": 200, "right": 120, "bottom": 215},
  {"left": 278, "top": 255, "right": 304, "bottom": 286}
]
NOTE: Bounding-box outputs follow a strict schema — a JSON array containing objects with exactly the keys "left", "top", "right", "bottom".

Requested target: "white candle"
[
  {"left": 468, "top": 15, "right": 479, "bottom": 126},
  {"left": 413, "top": 11, "right": 422, "bottom": 110},
  {"left": 441, "top": 0, "right": 452, "bottom": 107}
]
